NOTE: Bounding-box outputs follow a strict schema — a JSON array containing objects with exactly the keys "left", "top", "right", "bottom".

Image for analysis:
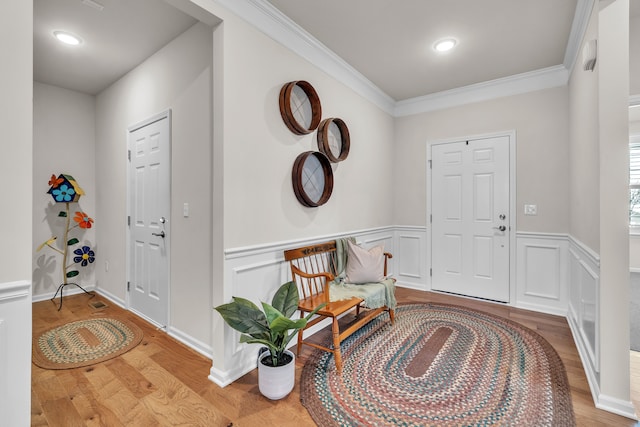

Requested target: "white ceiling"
[
  {"left": 266, "top": 0, "right": 578, "bottom": 101},
  {"left": 34, "top": 0, "right": 197, "bottom": 95},
  {"left": 34, "top": 0, "right": 637, "bottom": 101}
]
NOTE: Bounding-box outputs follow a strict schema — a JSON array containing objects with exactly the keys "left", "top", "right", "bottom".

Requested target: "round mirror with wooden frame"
[
  {"left": 317, "top": 117, "right": 350, "bottom": 162},
  {"left": 279, "top": 81, "right": 322, "bottom": 135},
  {"left": 292, "top": 151, "right": 333, "bottom": 207}
]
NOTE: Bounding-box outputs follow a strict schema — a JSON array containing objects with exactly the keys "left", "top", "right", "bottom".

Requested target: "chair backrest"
[{"left": 283, "top": 241, "right": 337, "bottom": 301}]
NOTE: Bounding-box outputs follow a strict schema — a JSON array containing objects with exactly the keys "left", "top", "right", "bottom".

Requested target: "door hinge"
[
  {"left": 127, "top": 215, "right": 131, "bottom": 226},
  {"left": 430, "top": 268, "right": 432, "bottom": 277},
  {"left": 430, "top": 214, "right": 432, "bottom": 223},
  {"left": 428, "top": 159, "right": 432, "bottom": 169},
  {"left": 127, "top": 281, "right": 130, "bottom": 292},
  {"left": 128, "top": 150, "right": 131, "bottom": 161}
]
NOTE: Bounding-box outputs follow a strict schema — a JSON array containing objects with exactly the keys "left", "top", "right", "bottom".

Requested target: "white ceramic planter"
[{"left": 258, "top": 350, "right": 295, "bottom": 400}]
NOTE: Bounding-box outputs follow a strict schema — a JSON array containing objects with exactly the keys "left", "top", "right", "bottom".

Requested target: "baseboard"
[
  {"left": 395, "top": 282, "right": 427, "bottom": 292},
  {"left": 573, "top": 311, "right": 638, "bottom": 421},
  {"left": 94, "top": 287, "right": 126, "bottom": 308},
  {"left": 31, "top": 283, "right": 96, "bottom": 303},
  {"left": 595, "top": 394, "right": 638, "bottom": 420},
  {"left": 168, "top": 326, "right": 213, "bottom": 359},
  {"left": 209, "top": 361, "right": 256, "bottom": 388},
  {"left": 515, "top": 301, "right": 568, "bottom": 317},
  {"left": 567, "top": 308, "right": 601, "bottom": 407}
]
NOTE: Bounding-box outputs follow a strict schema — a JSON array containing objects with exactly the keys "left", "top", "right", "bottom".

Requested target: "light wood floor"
[{"left": 32, "top": 288, "right": 638, "bottom": 426}]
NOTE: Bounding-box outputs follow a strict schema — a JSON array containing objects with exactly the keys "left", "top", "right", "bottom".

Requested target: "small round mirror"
[
  {"left": 279, "top": 81, "right": 322, "bottom": 135},
  {"left": 292, "top": 151, "right": 333, "bottom": 207}
]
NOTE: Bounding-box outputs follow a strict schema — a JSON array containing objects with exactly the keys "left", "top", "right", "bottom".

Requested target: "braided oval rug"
[
  {"left": 300, "top": 303, "right": 575, "bottom": 426},
  {"left": 33, "top": 317, "right": 143, "bottom": 369}
]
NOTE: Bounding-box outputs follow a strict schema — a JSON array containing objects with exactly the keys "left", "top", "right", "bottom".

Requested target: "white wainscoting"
[
  {"left": 166, "top": 225, "right": 612, "bottom": 406},
  {"left": 0, "top": 280, "right": 32, "bottom": 427},
  {"left": 212, "top": 226, "right": 424, "bottom": 386},
  {"left": 515, "top": 232, "right": 570, "bottom": 316},
  {"left": 394, "top": 226, "right": 428, "bottom": 290},
  {"left": 566, "top": 235, "right": 601, "bottom": 385},
  {"left": 214, "top": 228, "right": 585, "bottom": 385}
]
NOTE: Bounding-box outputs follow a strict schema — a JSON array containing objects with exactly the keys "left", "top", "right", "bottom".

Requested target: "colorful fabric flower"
[
  {"left": 73, "top": 246, "right": 95, "bottom": 267},
  {"left": 48, "top": 174, "right": 64, "bottom": 188},
  {"left": 74, "top": 212, "right": 94, "bottom": 229},
  {"left": 52, "top": 184, "right": 75, "bottom": 202}
]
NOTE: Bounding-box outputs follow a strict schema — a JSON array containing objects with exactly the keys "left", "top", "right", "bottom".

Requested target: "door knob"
[
  {"left": 499, "top": 214, "right": 506, "bottom": 220},
  {"left": 152, "top": 230, "right": 166, "bottom": 238},
  {"left": 493, "top": 225, "right": 506, "bottom": 232}
]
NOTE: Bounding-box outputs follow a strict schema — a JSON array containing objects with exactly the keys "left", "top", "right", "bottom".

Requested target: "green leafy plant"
[{"left": 214, "top": 281, "right": 324, "bottom": 367}]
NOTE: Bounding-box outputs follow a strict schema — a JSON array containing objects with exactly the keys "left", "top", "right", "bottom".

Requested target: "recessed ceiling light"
[
  {"left": 53, "top": 31, "right": 82, "bottom": 46},
  {"left": 433, "top": 38, "right": 457, "bottom": 53}
]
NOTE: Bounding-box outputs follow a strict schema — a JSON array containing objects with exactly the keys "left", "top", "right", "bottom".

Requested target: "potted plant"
[{"left": 214, "top": 281, "right": 324, "bottom": 400}]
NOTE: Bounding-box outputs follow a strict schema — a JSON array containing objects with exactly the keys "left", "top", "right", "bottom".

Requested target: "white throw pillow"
[{"left": 345, "top": 240, "right": 385, "bottom": 284}]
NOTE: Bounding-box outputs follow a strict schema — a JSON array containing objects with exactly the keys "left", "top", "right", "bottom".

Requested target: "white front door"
[
  {"left": 431, "top": 135, "right": 510, "bottom": 302},
  {"left": 128, "top": 111, "right": 171, "bottom": 327}
]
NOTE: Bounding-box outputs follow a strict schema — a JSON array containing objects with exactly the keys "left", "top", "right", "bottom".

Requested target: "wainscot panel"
[
  {"left": 567, "top": 235, "right": 600, "bottom": 376},
  {"left": 395, "top": 226, "right": 428, "bottom": 291},
  {"left": 515, "top": 233, "right": 569, "bottom": 316}
]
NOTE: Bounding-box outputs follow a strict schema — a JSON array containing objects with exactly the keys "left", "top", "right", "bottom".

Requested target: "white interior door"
[
  {"left": 431, "top": 135, "right": 510, "bottom": 302},
  {"left": 128, "top": 111, "right": 171, "bottom": 327}
]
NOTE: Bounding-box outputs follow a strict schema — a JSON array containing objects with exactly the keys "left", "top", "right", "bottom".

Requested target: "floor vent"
[{"left": 89, "top": 300, "right": 108, "bottom": 309}]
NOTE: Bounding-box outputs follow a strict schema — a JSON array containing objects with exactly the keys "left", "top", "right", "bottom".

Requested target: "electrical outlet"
[{"left": 524, "top": 204, "right": 537, "bottom": 216}]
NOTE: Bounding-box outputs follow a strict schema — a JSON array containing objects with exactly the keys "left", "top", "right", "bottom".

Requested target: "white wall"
[
  {"left": 95, "top": 22, "right": 214, "bottom": 354},
  {"left": 0, "top": 1, "right": 32, "bottom": 425},
  {"left": 597, "top": 0, "right": 630, "bottom": 410},
  {"left": 393, "top": 86, "right": 570, "bottom": 234},
  {"left": 32, "top": 83, "right": 96, "bottom": 298},
  {"left": 569, "top": 3, "right": 600, "bottom": 254},
  {"left": 180, "top": 1, "right": 397, "bottom": 379},
  {"left": 0, "top": 1, "right": 33, "bottom": 285},
  {"left": 218, "top": 12, "right": 395, "bottom": 249},
  {"left": 567, "top": 0, "right": 633, "bottom": 417}
]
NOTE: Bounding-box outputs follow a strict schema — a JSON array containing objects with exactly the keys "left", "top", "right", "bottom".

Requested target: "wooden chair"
[{"left": 284, "top": 240, "right": 395, "bottom": 372}]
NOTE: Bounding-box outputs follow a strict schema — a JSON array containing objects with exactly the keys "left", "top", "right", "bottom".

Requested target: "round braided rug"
[
  {"left": 33, "top": 317, "right": 143, "bottom": 370},
  {"left": 300, "top": 303, "right": 575, "bottom": 426}
]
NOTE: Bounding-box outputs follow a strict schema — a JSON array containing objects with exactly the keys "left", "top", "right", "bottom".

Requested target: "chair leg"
[
  {"left": 389, "top": 308, "right": 395, "bottom": 325},
  {"left": 297, "top": 312, "right": 304, "bottom": 357},
  {"left": 331, "top": 317, "right": 342, "bottom": 373}
]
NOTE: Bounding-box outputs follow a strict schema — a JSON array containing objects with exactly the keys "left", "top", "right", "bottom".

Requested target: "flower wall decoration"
[{"left": 38, "top": 173, "right": 95, "bottom": 308}]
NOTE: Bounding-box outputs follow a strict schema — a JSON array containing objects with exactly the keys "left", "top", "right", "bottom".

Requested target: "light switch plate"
[{"left": 524, "top": 204, "right": 537, "bottom": 215}]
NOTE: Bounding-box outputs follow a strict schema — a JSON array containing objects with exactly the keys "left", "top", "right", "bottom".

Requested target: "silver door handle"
[
  {"left": 493, "top": 225, "right": 506, "bottom": 232},
  {"left": 152, "top": 231, "right": 165, "bottom": 238}
]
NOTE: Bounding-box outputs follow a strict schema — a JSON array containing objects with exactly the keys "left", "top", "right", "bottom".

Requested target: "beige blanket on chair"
[{"left": 329, "top": 238, "right": 397, "bottom": 309}]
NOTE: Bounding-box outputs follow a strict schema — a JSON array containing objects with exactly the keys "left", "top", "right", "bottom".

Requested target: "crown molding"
[
  {"left": 214, "top": 0, "right": 585, "bottom": 118},
  {"left": 394, "top": 65, "right": 569, "bottom": 116},
  {"left": 630, "top": 95, "right": 640, "bottom": 107},
  {"left": 564, "top": 0, "right": 596, "bottom": 72},
  {"left": 214, "top": 0, "right": 396, "bottom": 115}
]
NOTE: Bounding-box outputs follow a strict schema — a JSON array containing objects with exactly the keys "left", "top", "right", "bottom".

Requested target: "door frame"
[
  {"left": 426, "top": 130, "right": 517, "bottom": 303},
  {"left": 125, "top": 109, "right": 172, "bottom": 328}
]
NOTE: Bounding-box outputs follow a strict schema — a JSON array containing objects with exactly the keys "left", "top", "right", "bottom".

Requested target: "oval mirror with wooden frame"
[
  {"left": 279, "top": 81, "right": 322, "bottom": 135},
  {"left": 317, "top": 117, "right": 350, "bottom": 162},
  {"left": 292, "top": 151, "right": 333, "bottom": 207}
]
